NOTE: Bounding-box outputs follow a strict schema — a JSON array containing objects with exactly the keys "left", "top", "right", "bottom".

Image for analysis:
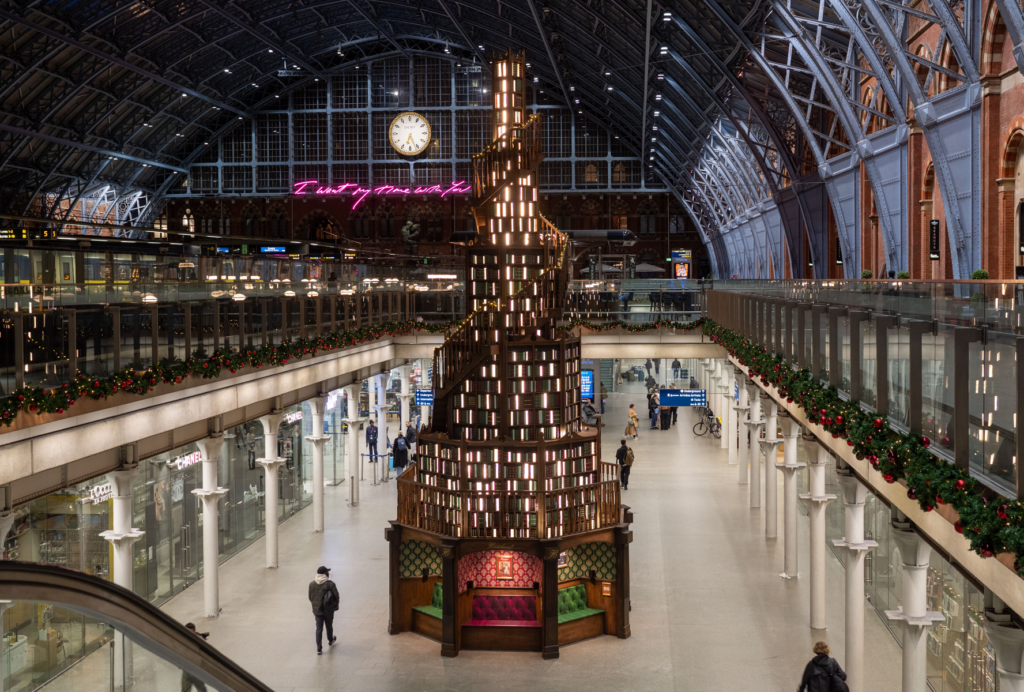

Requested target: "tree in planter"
[
  {"left": 970, "top": 269, "right": 989, "bottom": 303},
  {"left": 861, "top": 269, "right": 873, "bottom": 279},
  {"left": 896, "top": 271, "right": 910, "bottom": 279}
]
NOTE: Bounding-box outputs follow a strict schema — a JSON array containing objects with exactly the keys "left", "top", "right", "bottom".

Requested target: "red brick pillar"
[{"left": 997, "top": 177, "right": 1016, "bottom": 279}]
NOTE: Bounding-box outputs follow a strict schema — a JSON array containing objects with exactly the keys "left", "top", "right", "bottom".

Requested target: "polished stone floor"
[{"left": 161, "top": 382, "right": 903, "bottom": 692}]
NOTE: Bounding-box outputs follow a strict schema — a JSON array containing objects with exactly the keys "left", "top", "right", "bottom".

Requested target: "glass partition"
[
  {"left": 838, "top": 315, "right": 851, "bottom": 392},
  {"left": 888, "top": 325, "right": 910, "bottom": 430},
  {"left": 860, "top": 319, "right": 877, "bottom": 408},
  {"left": 969, "top": 333, "right": 1017, "bottom": 495},
  {"left": 922, "top": 326, "right": 955, "bottom": 455}
]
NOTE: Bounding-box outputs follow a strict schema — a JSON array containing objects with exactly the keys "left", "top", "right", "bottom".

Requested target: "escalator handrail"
[{"left": 0, "top": 561, "right": 275, "bottom": 692}]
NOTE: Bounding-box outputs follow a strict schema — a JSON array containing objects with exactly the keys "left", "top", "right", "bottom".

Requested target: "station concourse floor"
[{"left": 162, "top": 382, "right": 903, "bottom": 692}]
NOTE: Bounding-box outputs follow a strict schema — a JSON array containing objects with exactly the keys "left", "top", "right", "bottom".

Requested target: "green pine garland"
[
  {"left": 697, "top": 317, "right": 1023, "bottom": 575},
  {"left": 0, "top": 320, "right": 454, "bottom": 427}
]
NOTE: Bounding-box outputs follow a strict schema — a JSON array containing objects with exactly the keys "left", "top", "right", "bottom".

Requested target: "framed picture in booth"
[
  {"left": 557, "top": 551, "right": 568, "bottom": 569},
  {"left": 496, "top": 555, "right": 513, "bottom": 580}
]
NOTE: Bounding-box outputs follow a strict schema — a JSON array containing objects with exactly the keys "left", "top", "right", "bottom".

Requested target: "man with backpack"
[
  {"left": 615, "top": 439, "right": 634, "bottom": 490},
  {"left": 797, "top": 641, "right": 847, "bottom": 692},
  {"left": 308, "top": 566, "right": 340, "bottom": 655}
]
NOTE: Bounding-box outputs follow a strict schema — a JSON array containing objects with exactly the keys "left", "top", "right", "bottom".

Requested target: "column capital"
[
  {"left": 259, "top": 413, "right": 284, "bottom": 435},
  {"left": 108, "top": 467, "right": 140, "bottom": 495},
  {"left": 100, "top": 526, "right": 145, "bottom": 545},
  {"left": 837, "top": 472, "right": 868, "bottom": 505},
  {"left": 798, "top": 491, "right": 837, "bottom": 505},
  {"left": 193, "top": 487, "right": 229, "bottom": 502},
  {"left": 256, "top": 457, "right": 287, "bottom": 470},
  {"left": 885, "top": 603, "right": 944, "bottom": 628},
  {"left": 306, "top": 395, "right": 329, "bottom": 418},
  {"left": 985, "top": 615, "right": 1024, "bottom": 677},
  {"left": 891, "top": 524, "right": 931, "bottom": 567},
  {"left": 196, "top": 435, "right": 225, "bottom": 462}
]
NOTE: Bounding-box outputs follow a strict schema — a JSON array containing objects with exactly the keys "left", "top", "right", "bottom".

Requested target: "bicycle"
[{"left": 693, "top": 408, "right": 719, "bottom": 437}]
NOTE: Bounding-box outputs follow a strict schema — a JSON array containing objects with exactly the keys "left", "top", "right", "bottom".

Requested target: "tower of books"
[{"left": 388, "top": 50, "right": 630, "bottom": 659}]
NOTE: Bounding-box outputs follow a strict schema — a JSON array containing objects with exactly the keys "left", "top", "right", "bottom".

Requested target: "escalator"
[{"left": 0, "top": 562, "right": 273, "bottom": 692}]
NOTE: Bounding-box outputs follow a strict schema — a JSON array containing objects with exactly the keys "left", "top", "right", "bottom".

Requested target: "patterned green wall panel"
[
  {"left": 559, "top": 542, "right": 616, "bottom": 581},
  {"left": 399, "top": 540, "right": 442, "bottom": 577}
]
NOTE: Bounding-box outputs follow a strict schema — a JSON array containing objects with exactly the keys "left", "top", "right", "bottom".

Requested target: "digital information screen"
[
  {"left": 659, "top": 389, "right": 707, "bottom": 407},
  {"left": 581, "top": 370, "right": 594, "bottom": 400}
]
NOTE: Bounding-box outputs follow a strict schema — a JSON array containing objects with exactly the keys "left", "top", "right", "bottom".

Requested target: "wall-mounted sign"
[
  {"left": 602, "top": 582, "right": 611, "bottom": 597},
  {"left": 81, "top": 483, "right": 114, "bottom": 505},
  {"left": 285, "top": 411, "right": 303, "bottom": 424},
  {"left": 581, "top": 370, "right": 594, "bottom": 400},
  {"left": 660, "top": 389, "right": 707, "bottom": 407},
  {"left": 929, "top": 220, "right": 941, "bottom": 261},
  {"left": 836, "top": 244, "right": 843, "bottom": 266},
  {"left": 415, "top": 388, "right": 434, "bottom": 406},
  {"left": 291, "top": 180, "right": 471, "bottom": 208},
  {"left": 259, "top": 246, "right": 287, "bottom": 254},
  {"left": 0, "top": 229, "right": 27, "bottom": 240},
  {"left": 169, "top": 451, "right": 201, "bottom": 470}
]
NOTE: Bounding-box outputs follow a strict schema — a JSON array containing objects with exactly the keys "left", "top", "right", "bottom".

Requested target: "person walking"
[
  {"left": 626, "top": 404, "right": 640, "bottom": 440},
  {"left": 649, "top": 391, "right": 660, "bottom": 429},
  {"left": 672, "top": 359, "right": 682, "bottom": 379},
  {"left": 181, "top": 624, "right": 208, "bottom": 692},
  {"left": 644, "top": 358, "right": 653, "bottom": 378},
  {"left": 653, "top": 358, "right": 661, "bottom": 376},
  {"left": 600, "top": 383, "right": 608, "bottom": 414},
  {"left": 365, "top": 420, "right": 378, "bottom": 461},
  {"left": 309, "top": 566, "right": 340, "bottom": 655},
  {"left": 615, "top": 439, "right": 634, "bottom": 490},
  {"left": 404, "top": 420, "right": 417, "bottom": 459},
  {"left": 392, "top": 432, "right": 409, "bottom": 471},
  {"left": 797, "top": 642, "right": 847, "bottom": 692}
]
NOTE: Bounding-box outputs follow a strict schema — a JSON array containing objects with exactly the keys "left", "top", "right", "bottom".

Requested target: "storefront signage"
[
  {"left": 659, "top": 389, "right": 707, "bottom": 407},
  {"left": 169, "top": 451, "right": 202, "bottom": 470},
  {"left": 81, "top": 483, "right": 114, "bottom": 505},
  {"left": 326, "top": 394, "right": 338, "bottom": 411},
  {"left": 291, "top": 180, "right": 472, "bottom": 209},
  {"left": 259, "top": 246, "right": 287, "bottom": 253},
  {"left": 415, "top": 388, "right": 434, "bottom": 406},
  {"left": 285, "top": 410, "right": 303, "bottom": 424}
]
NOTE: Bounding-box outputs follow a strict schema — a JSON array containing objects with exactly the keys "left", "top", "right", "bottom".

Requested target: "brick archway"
[{"left": 982, "top": 0, "right": 1008, "bottom": 76}]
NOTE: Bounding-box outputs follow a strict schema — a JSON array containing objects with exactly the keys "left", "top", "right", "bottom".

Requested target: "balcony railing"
[
  {"left": 567, "top": 279, "right": 706, "bottom": 324},
  {"left": 706, "top": 280, "right": 1024, "bottom": 500}
]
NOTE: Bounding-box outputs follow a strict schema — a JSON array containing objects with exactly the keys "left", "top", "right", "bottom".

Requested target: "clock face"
[{"left": 389, "top": 112, "right": 432, "bottom": 156}]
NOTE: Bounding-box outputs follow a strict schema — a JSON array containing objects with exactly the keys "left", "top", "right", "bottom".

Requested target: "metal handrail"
[{"left": 0, "top": 562, "right": 275, "bottom": 692}]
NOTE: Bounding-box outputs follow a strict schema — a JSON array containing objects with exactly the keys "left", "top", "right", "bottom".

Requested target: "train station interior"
[{"left": 2, "top": 0, "right": 1024, "bottom": 690}]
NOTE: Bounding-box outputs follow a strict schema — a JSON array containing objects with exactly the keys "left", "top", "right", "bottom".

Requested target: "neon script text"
[{"left": 292, "top": 180, "right": 472, "bottom": 208}]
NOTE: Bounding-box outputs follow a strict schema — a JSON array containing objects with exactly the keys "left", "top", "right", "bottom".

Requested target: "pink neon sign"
[{"left": 292, "top": 180, "right": 472, "bottom": 208}]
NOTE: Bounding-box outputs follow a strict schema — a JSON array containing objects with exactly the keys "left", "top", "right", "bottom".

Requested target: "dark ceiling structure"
[{"left": 0, "top": 0, "right": 1015, "bottom": 278}]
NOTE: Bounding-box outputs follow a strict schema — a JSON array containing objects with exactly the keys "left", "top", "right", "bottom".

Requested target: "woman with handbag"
[
  {"left": 625, "top": 404, "right": 639, "bottom": 440},
  {"left": 797, "top": 642, "right": 847, "bottom": 692}
]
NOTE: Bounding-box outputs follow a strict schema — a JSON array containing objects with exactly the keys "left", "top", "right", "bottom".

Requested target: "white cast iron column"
[
  {"left": 745, "top": 384, "right": 764, "bottom": 508},
  {"left": 799, "top": 436, "right": 836, "bottom": 629},
  {"left": 372, "top": 372, "right": 389, "bottom": 481},
  {"left": 342, "top": 383, "right": 360, "bottom": 505},
  {"left": 100, "top": 468, "right": 144, "bottom": 589},
  {"left": 304, "top": 396, "right": 329, "bottom": 533},
  {"left": 758, "top": 398, "right": 781, "bottom": 539},
  {"left": 256, "top": 413, "right": 286, "bottom": 568},
  {"left": 735, "top": 378, "right": 750, "bottom": 484},
  {"left": 776, "top": 415, "right": 804, "bottom": 579},
  {"left": 885, "top": 523, "right": 944, "bottom": 691},
  {"left": 193, "top": 436, "right": 228, "bottom": 617},
  {"left": 832, "top": 471, "right": 877, "bottom": 692},
  {"left": 726, "top": 367, "right": 738, "bottom": 465},
  {"left": 984, "top": 601, "right": 1024, "bottom": 692}
]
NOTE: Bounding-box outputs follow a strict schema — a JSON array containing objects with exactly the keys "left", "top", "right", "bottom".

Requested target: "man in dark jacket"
[
  {"left": 615, "top": 439, "right": 632, "bottom": 489},
  {"left": 365, "top": 420, "right": 378, "bottom": 459},
  {"left": 405, "top": 421, "right": 417, "bottom": 459},
  {"left": 798, "top": 642, "right": 846, "bottom": 692},
  {"left": 309, "top": 566, "right": 340, "bottom": 655},
  {"left": 671, "top": 359, "right": 682, "bottom": 379}
]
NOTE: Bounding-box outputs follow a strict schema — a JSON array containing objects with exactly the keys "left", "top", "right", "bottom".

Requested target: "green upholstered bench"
[
  {"left": 557, "top": 584, "right": 604, "bottom": 624},
  {"left": 413, "top": 583, "right": 443, "bottom": 620}
]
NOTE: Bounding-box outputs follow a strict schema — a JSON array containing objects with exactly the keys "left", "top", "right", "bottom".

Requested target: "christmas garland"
[
  {"left": 0, "top": 320, "right": 454, "bottom": 428},
  {"left": 567, "top": 318, "right": 706, "bottom": 333},
  {"left": 699, "top": 317, "right": 1024, "bottom": 575}
]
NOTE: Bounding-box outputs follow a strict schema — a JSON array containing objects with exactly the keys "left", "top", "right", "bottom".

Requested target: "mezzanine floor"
[{"left": 160, "top": 384, "right": 903, "bottom": 691}]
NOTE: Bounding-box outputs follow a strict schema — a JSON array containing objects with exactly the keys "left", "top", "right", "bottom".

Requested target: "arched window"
[
  {"left": 638, "top": 200, "right": 658, "bottom": 235},
  {"left": 585, "top": 164, "right": 598, "bottom": 183},
  {"left": 377, "top": 202, "right": 395, "bottom": 239},
  {"left": 553, "top": 201, "right": 573, "bottom": 231},
  {"left": 351, "top": 209, "right": 372, "bottom": 239},
  {"left": 611, "top": 200, "right": 629, "bottom": 231},
  {"left": 611, "top": 163, "right": 625, "bottom": 183},
  {"left": 181, "top": 210, "right": 195, "bottom": 234},
  {"left": 580, "top": 199, "right": 601, "bottom": 231},
  {"left": 241, "top": 203, "right": 261, "bottom": 236},
  {"left": 266, "top": 205, "right": 288, "bottom": 238}
]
